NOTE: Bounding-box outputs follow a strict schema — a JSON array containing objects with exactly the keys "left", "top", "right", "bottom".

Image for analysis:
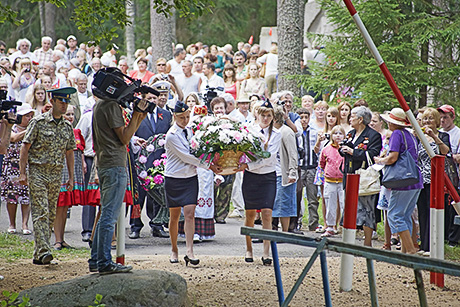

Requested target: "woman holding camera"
[
  {"left": 12, "top": 58, "right": 35, "bottom": 103},
  {"left": 340, "top": 106, "right": 382, "bottom": 247}
]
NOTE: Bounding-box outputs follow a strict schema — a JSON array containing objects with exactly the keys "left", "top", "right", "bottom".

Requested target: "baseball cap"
[
  {"left": 437, "top": 104, "right": 455, "bottom": 117},
  {"left": 67, "top": 35, "right": 77, "bottom": 42}
]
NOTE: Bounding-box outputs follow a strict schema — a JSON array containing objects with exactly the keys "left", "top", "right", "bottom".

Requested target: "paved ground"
[{"left": 0, "top": 204, "right": 334, "bottom": 258}]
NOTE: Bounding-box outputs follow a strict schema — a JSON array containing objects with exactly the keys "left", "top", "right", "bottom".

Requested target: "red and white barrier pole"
[
  {"left": 340, "top": 174, "right": 360, "bottom": 291},
  {"left": 116, "top": 202, "right": 126, "bottom": 265},
  {"left": 342, "top": 0, "right": 460, "bottom": 206},
  {"left": 430, "top": 156, "right": 445, "bottom": 287}
]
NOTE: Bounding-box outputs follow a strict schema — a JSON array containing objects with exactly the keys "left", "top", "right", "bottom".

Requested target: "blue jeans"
[
  {"left": 388, "top": 189, "right": 421, "bottom": 234},
  {"left": 90, "top": 166, "right": 127, "bottom": 270}
]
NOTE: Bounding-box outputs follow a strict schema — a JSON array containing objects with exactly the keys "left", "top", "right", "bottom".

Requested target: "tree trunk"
[
  {"left": 44, "top": 3, "right": 56, "bottom": 43},
  {"left": 277, "top": 0, "right": 304, "bottom": 96},
  {"left": 419, "top": 40, "right": 429, "bottom": 108},
  {"left": 150, "top": 0, "right": 175, "bottom": 61},
  {"left": 39, "top": 2, "right": 45, "bottom": 38},
  {"left": 125, "top": 0, "right": 136, "bottom": 69}
]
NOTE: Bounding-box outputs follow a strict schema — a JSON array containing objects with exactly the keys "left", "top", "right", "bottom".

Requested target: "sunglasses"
[
  {"left": 0, "top": 49, "right": 5, "bottom": 52},
  {"left": 157, "top": 63, "right": 166, "bottom": 66}
]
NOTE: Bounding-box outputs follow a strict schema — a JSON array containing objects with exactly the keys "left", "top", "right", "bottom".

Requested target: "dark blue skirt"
[
  {"left": 242, "top": 171, "right": 276, "bottom": 210},
  {"left": 165, "top": 176, "right": 198, "bottom": 208}
]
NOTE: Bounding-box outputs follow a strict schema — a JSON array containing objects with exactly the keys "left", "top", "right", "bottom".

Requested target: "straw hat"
[{"left": 380, "top": 108, "right": 411, "bottom": 127}]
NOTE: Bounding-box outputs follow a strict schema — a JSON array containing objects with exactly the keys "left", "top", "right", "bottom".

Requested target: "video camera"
[
  {"left": 0, "top": 90, "right": 22, "bottom": 124},
  {"left": 203, "top": 86, "right": 224, "bottom": 114},
  {"left": 92, "top": 67, "right": 160, "bottom": 113}
]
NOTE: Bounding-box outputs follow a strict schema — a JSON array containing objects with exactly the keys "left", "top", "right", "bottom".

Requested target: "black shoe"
[
  {"left": 169, "top": 258, "right": 179, "bottom": 264},
  {"left": 215, "top": 219, "right": 226, "bottom": 224},
  {"left": 128, "top": 231, "right": 140, "bottom": 239},
  {"left": 184, "top": 255, "right": 199, "bottom": 266},
  {"left": 82, "top": 233, "right": 91, "bottom": 242},
  {"left": 245, "top": 257, "right": 254, "bottom": 263},
  {"left": 89, "top": 264, "right": 98, "bottom": 272},
  {"left": 252, "top": 238, "right": 263, "bottom": 243},
  {"left": 254, "top": 219, "right": 262, "bottom": 225},
  {"left": 151, "top": 228, "right": 169, "bottom": 238},
  {"left": 262, "top": 257, "right": 272, "bottom": 266},
  {"left": 33, "top": 253, "right": 53, "bottom": 265},
  {"left": 99, "top": 263, "right": 133, "bottom": 275}
]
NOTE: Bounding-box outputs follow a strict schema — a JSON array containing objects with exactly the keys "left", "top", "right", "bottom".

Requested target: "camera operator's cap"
[
  {"left": 152, "top": 80, "right": 170, "bottom": 92},
  {"left": 380, "top": 108, "right": 411, "bottom": 127},
  {"left": 437, "top": 104, "right": 455, "bottom": 117},
  {"left": 67, "top": 35, "right": 77, "bottom": 42},
  {"left": 17, "top": 103, "right": 34, "bottom": 115},
  {"left": 47, "top": 87, "right": 77, "bottom": 103},
  {"left": 173, "top": 101, "right": 189, "bottom": 113}
]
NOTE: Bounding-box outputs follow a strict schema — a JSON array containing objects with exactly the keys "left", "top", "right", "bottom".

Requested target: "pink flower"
[
  {"left": 158, "top": 139, "right": 165, "bottom": 146},
  {"left": 190, "top": 139, "right": 198, "bottom": 150},
  {"left": 145, "top": 179, "right": 151, "bottom": 185},
  {"left": 153, "top": 174, "right": 164, "bottom": 184},
  {"left": 221, "top": 123, "right": 232, "bottom": 129},
  {"left": 139, "top": 170, "right": 148, "bottom": 179},
  {"left": 233, "top": 131, "right": 243, "bottom": 143},
  {"left": 139, "top": 155, "right": 147, "bottom": 163},
  {"left": 146, "top": 144, "right": 155, "bottom": 152},
  {"left": 153, "top": 159, "right": 162, "bottom": 167},
  {"left": 161, "top": 153, "right": 167, "bottom": 158}
]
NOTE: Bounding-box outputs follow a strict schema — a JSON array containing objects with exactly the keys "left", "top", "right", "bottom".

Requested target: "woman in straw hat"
[{"left": 374, "top": 108, "right": 423, "bottom": 254}]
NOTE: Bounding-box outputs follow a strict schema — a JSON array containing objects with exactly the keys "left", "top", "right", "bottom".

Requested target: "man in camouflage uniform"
[{"left": 19, "top": 87, "right": 76, "bottom": 265}]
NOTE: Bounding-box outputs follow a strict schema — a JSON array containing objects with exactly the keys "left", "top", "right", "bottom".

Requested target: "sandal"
[
  {"left": 7, "top": 228, "right": 17, "bottom": 234},
  {"left": 61, "top": 241, "right": 73, "bottom": 249},
  {"left": 22, "top": 229, "right": 32, "bottom": 235},
  {"left": 54, "top": 242, "right": 63, "bottom": 250},
  {"left": 381, "top": 243, "right": 391, "bottom": 250}
]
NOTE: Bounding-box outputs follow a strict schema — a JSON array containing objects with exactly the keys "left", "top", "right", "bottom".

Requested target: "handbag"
[
  {"left": 444, "top": 153, "right": 459, "bottom": 188},
  {"left": 382, "top": 131, "right": 420, "bottom": 189},
  {"left": 356, "top": 151, "right": 381, "bottom": 196},
  {"left": 260, "top": 63, "right": 266, "bottom": 78}
]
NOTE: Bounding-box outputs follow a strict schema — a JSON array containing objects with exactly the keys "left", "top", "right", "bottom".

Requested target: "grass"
[{"left": 0, "top": 232, "right": 90, "bottom": 262}]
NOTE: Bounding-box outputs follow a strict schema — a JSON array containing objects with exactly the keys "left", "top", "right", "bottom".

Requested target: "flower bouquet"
[
  {"left": 135, "top": 134, "right": 170, "bottom": 224},
  {"left": 189, "top": 116, "right": 270, "bottom": 175}
]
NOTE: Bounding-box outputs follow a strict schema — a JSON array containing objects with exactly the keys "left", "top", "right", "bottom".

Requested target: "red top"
[
  {"left": 225, "top": 83, "right": 237, "bottom": 100},
  {"left": 129, "top": 70, "right": 155, "bottom": 84},
  {"left": 74, "top": 129, "right": 85, "bottom": 152}
]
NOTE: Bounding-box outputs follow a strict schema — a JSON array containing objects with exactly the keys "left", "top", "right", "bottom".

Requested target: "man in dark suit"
[{"left": 128, "top": 81, "right": 172, "bottom": 239}]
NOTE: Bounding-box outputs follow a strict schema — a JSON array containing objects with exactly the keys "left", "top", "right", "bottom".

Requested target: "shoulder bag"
[
  {"left": 382, "top": 131, "right": 420, "bottom": 189},
  {"left": 356, "top": 151, "right": 381, "bottom": 196}
]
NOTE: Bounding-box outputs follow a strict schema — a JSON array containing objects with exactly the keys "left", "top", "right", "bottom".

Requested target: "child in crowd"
[
  {"left": 54, "top": 105, "right": 86, "bottom": 250},
  {"left": 319, "top": 125, "right": 345, "bottom": 237}
]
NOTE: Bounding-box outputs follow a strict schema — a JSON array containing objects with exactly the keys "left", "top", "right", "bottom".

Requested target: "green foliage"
[
  {"left": 0, "top": 232, "right": 89, "bottom": 262},
  {"left": 88, "top": 293, "right": 105, "bottom": 307},
  {"left": 299, "top": 0, "right": 460, "bottom": 113},
  {"left": 0, "top": 291, "right": 31, "bottom": 307}
]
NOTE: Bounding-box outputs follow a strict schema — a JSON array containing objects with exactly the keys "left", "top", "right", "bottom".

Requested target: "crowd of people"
[{"left": 0, "top": 34, "right": 459, "bottom": 274}]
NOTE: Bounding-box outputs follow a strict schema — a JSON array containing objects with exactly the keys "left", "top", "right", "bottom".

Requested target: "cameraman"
[
  {"left": 199, "top": 63, "right": 225, "bottom": 95},
  {"left": 88, "top": 73, "right": 149, "bottom": 275},
  {"left": 0, "top": 81, "right": 16, "bottom": 171}
]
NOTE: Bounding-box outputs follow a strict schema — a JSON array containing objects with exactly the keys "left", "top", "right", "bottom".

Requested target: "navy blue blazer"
[{"left": 135, "top": 107, "right": 172, "bottom": 167}]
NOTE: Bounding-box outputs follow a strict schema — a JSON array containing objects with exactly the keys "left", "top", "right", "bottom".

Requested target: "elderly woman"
[
  {"left": 340, "top": 106, "right": 382, "bottom": 246},
  {"left": 416, "top": 107, "right": 450, "bottom": 255},
  {"left": 272, "top": 105, "right": 298, "bottom": 232},
  {"left": 375, "top": 108, "right": 423, "bottom": 254}
]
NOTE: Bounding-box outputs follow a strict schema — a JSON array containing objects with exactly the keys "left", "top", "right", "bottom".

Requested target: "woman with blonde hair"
[
  {"left": 12, "top": 58, "right": 35, "bottom": 102},
  {"left": 239, "top": 63, "right": 265, "bottom": 99},
  {"left": 235, "top": 100, "right": 281, "bottom": 265},
  {"left": 28, "top": 84, "right": 48, "bottom": 115}
]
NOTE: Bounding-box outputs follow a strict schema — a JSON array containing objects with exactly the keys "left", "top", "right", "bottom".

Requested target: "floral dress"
[{"left": 1, "top": 125, "right": 29, "bottom": 205}]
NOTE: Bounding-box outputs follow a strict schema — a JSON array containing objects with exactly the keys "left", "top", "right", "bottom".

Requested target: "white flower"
[
  {"left": 218, "top": 133, "right": 231, "bottom": 144},
  {"left": 146, "top": 144, "right": 155, "bottom": 152},
  {"left": 139, "top": 170, "right": 148, "bottom": 179}
]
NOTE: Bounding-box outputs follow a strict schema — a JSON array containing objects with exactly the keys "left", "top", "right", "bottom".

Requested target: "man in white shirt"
[
  {"left": 102, "top": 44, "right": 118, "bottom": 67},
  {"left": 65, "top": 35, "right": 79, "bottom": 60},
  {"left": 438, "top": 104, "right": 460, "bottom": 247},
  {"left": 34, "top": 36, "right": 53, "bottom": 66},
  {"left": 9, "top": 38, "right": 37, "bottom": 65},
  {"left": 176, "top": 60, "right": 200, "bottom": 98},
  {"left": 70, "top": 73, "right": 94, "bottom": 126},
  {"left": 192, "top": 56, "right": 204, "bottom": 77},
  {"left": 231, "top": 98, "right": 254, "bottom": 124},
  {"left": 199, "top": 63, "right": 225, "bottom": 94},
  {"left": 167, "top": 48, "right": 186, "bottom": 78}
]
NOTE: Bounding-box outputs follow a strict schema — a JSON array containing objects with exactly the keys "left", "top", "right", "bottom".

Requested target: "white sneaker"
[
  {"left": 229, "top": 210, "right": 244, "bottom": 218},
  {"left": 372, "top": 231, "right": 378, "bottom": 240},
  {"left": 193, "top": 233, "right": 202, "bottom": 243},
  {"left": 315, "top": 225, "right": 325, "bottom": 233}
]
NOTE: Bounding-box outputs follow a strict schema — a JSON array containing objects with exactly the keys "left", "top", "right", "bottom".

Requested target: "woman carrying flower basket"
[
  {"left": 234, "top": 100, "right": 281, "bottom": 265},
  {"left": 165, "top": 101, "right": 222, "bottom": 265}
]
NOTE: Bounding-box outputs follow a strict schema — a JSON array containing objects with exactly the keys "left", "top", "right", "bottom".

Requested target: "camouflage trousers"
[
  {"left": 214, "top": 180, "right": 233, "bottom": 222},
  {"left": 29, "top": 164, "right": 62, "bottom": 260}
]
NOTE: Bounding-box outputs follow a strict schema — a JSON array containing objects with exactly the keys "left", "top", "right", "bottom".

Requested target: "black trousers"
[
  {"left": 81, "top": 156, "right": 96, "bottom": 235},
  {"left": 417, "top": 184, "right": 431, "bottom": 252}
]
